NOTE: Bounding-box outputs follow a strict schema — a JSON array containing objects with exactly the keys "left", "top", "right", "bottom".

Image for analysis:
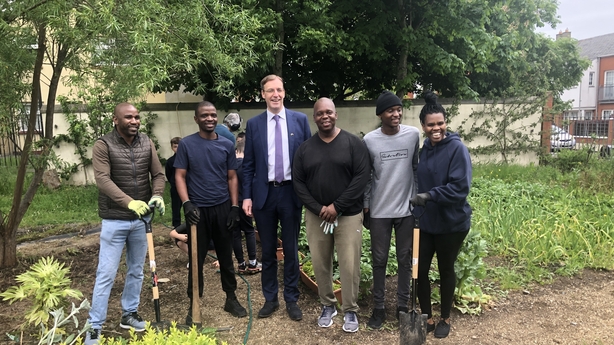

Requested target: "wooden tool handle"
[
  {"left": 190, "top": 224, "right": 201, "bottom": 324},
  {"left": 412, "top": 228, "right": 420, "bottom": 280}
]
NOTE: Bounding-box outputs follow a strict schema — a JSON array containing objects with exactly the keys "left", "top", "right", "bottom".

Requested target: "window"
[
  {"left": 18, "top": 104, "right": 43, "bottom": 134},
  {"left": 574, "top": 120, "right": 609, "bottom": 138},
  {"left": 583, "top": 110, "right": 594, "bottom": 120},
  {"left": 563, "top": 110, "right": 578, "bottom": 120},
  {"left": 605, "top": 71, "right": 614, "bottom": 99},
  {"left": 589, "top": 72, "right": 595, "bottom": 86},
  {"left": 603, "top": 110, "right": 614, "bottom": 120}
]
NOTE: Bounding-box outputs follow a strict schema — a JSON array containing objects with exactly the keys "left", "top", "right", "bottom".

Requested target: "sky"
[{"left": 535, "top": 0, "right": 614, "bottom": 40}]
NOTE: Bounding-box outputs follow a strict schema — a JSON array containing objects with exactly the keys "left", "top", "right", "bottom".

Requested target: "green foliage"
[
  {"left": 473, "top": 162, "right": 562, "bottom": 183},
  {"left": 0, "top": 178, "right": 176, "bottom": 240},
  {"left": 84, "top": 323, "right": 224, "bottom": 345},
  {"left": 0, "top": 0, "right": 264, "bottom": 268},
  {"left": 358, "top": 228, "right": 374, "bottom": 297},
  {"left": 470, "top": 175, "right": 614, "bottom": 284},
  {"left": 541, "top": 147, "right": 595, "bottom": 173},
  {"left": 169, "top": 0, "right": 586, "bottom": 102},
  {"left": 458, "top": 96, "right": 543, "bottom": 163},
  {"left": 0, "top": 184, "right": 99, "bottom": 231},
  {"left": 453, "top": 231, "right": 490, "bottom": 314},
  {"left": 0, "top": 257, "right": 83, "bottom": 327},
  {"left": 427, "top": 230, "right": 490, "bottom": 315},
  {"left": 55, "top": 94, "right": 114, "bottom": 183}
]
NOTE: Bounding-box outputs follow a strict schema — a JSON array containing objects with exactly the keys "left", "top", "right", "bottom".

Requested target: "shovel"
[
  {"left": 142, "top": 207, "right": 171, "bottom": 329},
  {"left": 187, "top": 223, "right": 202, "bottom": 327},
  {"left": 399, "top": 220, "right": 427, "bottom": 345}
]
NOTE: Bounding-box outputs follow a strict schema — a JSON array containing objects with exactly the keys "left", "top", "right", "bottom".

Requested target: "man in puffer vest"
[{"left": 85, "top": 103, "right": 165, "bottom": 345}]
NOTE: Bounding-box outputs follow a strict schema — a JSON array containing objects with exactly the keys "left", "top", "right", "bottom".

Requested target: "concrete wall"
[{"left": 58, "top": 98, "right": 541, "bottom": 185}]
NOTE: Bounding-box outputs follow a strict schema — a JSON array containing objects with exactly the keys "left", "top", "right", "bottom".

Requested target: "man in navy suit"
[{"left": 242, "top": 74, "right": 311, "bottom": 321}]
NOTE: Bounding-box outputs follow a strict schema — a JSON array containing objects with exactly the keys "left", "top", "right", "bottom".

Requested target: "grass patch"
[
  {"left": 0, "top": 165, "right": 175, "bottom": 242},
  {"left": 470, "top": 161, "right": 614, "bottom": 290}
]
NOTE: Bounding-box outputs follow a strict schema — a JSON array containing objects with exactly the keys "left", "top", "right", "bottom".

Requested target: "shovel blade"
[
  {"left": 399, "top": 311, "right": 427, "bottom": 345},
  {"left": 150, "top": 320, "right": 172, "bottom": 331}
]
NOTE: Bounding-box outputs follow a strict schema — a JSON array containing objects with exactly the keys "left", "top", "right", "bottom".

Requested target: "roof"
[{"left": 577, "top": 32, "right": 614, "bottom": 60}]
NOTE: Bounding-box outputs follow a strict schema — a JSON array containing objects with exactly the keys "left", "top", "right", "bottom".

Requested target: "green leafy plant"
[
  {"left": 300, "top": 259, "right": 341, "bottom": 290},
  {"left": 453, "top": 231, "right": 491, "bottom": 314},
  {"left": 96, "top": 323, "right": 225, "bottom": 345},
  {"left": 428, "top": 230, "right": 490, "bottom": 315},
  {"left": 0, "top": 256, "right": 83, "bottom": 326}
]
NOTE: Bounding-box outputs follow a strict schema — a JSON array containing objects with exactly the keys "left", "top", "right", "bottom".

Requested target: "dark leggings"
[
  {"left": 417, "top": 230, "right": 469, "bottom": 319},
  {"left": 232, "top": 205, "right": 257, "bottom": 263}
]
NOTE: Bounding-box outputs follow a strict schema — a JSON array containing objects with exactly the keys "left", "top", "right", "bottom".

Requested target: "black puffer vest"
[{"left": 97, "top": 130, "right": 152, "bottom": 220}]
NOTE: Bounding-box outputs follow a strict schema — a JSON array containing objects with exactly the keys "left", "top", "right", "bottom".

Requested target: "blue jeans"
[{"left": 87, "top": 217, "right": 149, "bottom": 329}]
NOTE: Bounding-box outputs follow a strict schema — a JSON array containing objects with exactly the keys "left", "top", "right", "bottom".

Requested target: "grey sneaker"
[
  {"left": 317, "top": 305, "right": 337, "bottom": 328},
  {"left": 84, "top": 328, "right": 101, "bottom": 345},
  {"left": 119, "top": 312, "right": 146, "bottom": 332},
  {"left": 343, "top": 311, "right": 359, "bottom": 333}
]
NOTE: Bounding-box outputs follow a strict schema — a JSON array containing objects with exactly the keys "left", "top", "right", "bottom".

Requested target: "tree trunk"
[
  {"left": 395, "top": 0, "right": 409, "bottom": 99},
  {"left": 0, "top": 27, "right": 67, "bottom": 268},
  {"left": 274, "top": 0, "right": 284, "bottom": 77},
  {"left": 0, "top": 25, "right": 47, "bottom": 268}
]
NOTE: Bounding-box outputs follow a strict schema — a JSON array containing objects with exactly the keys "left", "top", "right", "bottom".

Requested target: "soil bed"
[{"left": 1, "top": 224, "right": 613, "bottom": 344}]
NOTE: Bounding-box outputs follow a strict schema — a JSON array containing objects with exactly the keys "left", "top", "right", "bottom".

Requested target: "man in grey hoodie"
[{"left": 363, "top": 91, "right": 420, "bottom": 329}]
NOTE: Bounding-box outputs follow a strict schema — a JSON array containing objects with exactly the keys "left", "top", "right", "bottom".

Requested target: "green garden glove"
[
  {"left": 128, "top": 200, "right": 150, "bottom": 218},
  {"left": 148, "top": 195, "right": 165, "bottom": 215}
]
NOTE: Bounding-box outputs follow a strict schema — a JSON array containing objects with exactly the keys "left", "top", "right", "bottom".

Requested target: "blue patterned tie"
[{"left": 274, "top": 115, "right": 284, "bottom": 183}]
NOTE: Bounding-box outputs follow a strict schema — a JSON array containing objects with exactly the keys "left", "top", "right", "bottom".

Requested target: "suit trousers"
[{"left": 253, "top": 183, "right": 301, "bottom": 303}]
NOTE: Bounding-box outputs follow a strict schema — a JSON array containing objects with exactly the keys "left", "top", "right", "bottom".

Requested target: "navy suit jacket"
[{"left": 242, "top": 108, "right": 312, "bottom": 210}]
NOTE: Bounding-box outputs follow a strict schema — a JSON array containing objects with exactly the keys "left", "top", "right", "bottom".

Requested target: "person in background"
[
  {"left": 166, "top": 137, "right": 182, "bottom": 228},
  {"left": 215, "top": 112, "right": 242, "bottom": 145},
  {"left": 293, "top": 97, "right": 370, "bottom": 333},
  {"left": 242, "top": 74, "right": 311, "bottom": 321},
  {"left": 170, "top": 223, "right": 188, "bottom": 255},
  {"left": 174, "top": 101, "right": 247, "bottom": 324},
  {"left": 85, "top": 103, "right": 165, "bottom": 345},
  {"left": 233, "top": 139, "right": 261, "bottom": 274},
  {"left": 236, "top": 131, "right": 245, "bottom": 146},
  {"left": 410, "top": 91, "right": 472, "bottom": 339},
  {"left": 363, "top": 91, "right": 420, "bottom": 329}
]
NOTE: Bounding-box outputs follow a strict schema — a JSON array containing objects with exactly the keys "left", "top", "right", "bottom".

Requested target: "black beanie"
[{"left": 375, "top": 91, "right": 402, "bottom": 115}]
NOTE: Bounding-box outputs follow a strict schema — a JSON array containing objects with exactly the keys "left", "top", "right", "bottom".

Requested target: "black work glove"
[
  {"left": 362, "top": 211, "right": 370, "bottom": 230},
  {"left": 227, "top": 205, "right": 240, "bottom": 231},
  {"left": 183, "top": 200, "right": 200, "bottom": 225},
  {"left": 410, "top": 192, "right": 432, "bottom": 207}
]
